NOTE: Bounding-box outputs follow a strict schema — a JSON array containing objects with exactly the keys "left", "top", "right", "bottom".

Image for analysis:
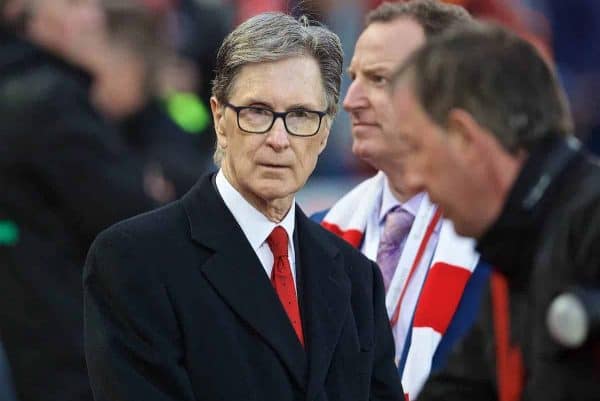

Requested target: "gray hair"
[
  {"left": 393, "top": 22, "right": 573, "bottom": 153},
  {"left": 211, "top": 12, "right": 343, "bottom": 164},
  {"left": 366, "top": 0, "right": 471, "bottom": 37}
]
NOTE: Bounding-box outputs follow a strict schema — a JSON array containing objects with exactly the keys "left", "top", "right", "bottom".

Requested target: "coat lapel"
[
  {"left": 296, "top": 210, "right": 351, "bottom": 401},
  {"left": 181, "top": 175, "right": 307, "bottom": 389}
]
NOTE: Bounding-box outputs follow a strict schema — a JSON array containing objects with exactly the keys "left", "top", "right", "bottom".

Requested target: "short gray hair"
[
  {"left": 366, "top": 0, "right": 471, "bottom": 37},
  {"left": 212, "top": 12, "right": 343, "bottom": 114},
  {"left": 211, "top": 12, "right": 343, "bottom": 164},
  {"left": 393, "top": 22, "right": 573, "bottom": 153}
]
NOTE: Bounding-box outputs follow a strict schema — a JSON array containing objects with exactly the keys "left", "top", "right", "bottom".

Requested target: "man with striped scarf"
[{"left": 315, "top": 1, "right": 490, "bottom": 399}]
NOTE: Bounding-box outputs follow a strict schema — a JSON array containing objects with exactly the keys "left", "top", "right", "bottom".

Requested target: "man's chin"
[
  {"left": 255, "top": 181, "right": 297, "bottom": 202},
  {"left": 446, "top": 214, "right": 481, "bottom": 239},
  {"left": 351, "top": 144, "right": 377, "bottom": 168}
]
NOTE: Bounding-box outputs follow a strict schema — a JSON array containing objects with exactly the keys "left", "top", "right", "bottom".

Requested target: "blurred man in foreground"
[
  {"left": 317, "top": 2, "right": 487, "bottom": 398},
  {"left": 392, "top": 22, "right": 600, "bottom": 401},
  {"left": 84, "top": 12, "right": 404, "bottom": 401}
]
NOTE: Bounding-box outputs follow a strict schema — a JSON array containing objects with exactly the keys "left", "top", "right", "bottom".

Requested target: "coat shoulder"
[
  {"left": 86, "top": 201, "right": 192, "bottom": 277},
  {"left": 98, "top": 199, "right": 188, "bottom": 244}
]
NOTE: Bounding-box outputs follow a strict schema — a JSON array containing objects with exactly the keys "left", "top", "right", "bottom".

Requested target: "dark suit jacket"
[{"left": 84, "top": 174, "right": 404, "bottom": 401}]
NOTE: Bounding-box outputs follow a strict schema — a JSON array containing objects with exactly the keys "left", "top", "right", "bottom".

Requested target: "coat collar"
[
  {"left": 477, "top": 136, "right": 583, "bottom": 278},
  {"left": 182, "top": 174, "right": 351, "bottom": 397}
]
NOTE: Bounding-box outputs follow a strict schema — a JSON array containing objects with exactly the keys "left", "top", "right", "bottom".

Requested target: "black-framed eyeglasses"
[{"left": 224, "top": 102, "right": 327, "bottom": 137}]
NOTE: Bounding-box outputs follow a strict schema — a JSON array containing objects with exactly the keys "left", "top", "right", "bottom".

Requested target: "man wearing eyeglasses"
[{"left": 83, "top": 12, "right": 404, "bottom": 401}]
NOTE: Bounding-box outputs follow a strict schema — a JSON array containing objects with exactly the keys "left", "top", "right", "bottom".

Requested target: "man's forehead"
[
  {"left": 352, "top": 18, "right": 425, "bottom": 71},
  {"left": 229, "top": 57, "right": 326, "bottom": 110}
]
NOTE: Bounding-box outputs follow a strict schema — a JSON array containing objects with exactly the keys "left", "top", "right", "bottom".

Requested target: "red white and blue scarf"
[{"left": 321, "top": 172, "right": 480, "bottom": 399}]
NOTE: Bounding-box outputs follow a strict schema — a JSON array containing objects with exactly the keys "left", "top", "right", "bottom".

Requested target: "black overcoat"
[{"left": 84, "top": 174, "right": 404, "bottom": 401}]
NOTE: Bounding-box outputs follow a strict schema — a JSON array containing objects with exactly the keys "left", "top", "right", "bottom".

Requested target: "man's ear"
[
  {"left": 447, "top": 108, "right": 484, "bottom": 154},
  {"left": 317, "top": 116, "right": 332, "bottom": 154},
  {"left": 210, "top": 96, "right": 227, "bottom": 149}
]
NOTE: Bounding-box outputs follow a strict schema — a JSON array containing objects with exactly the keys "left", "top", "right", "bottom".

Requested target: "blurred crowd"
[
  {"left": 1, "top": 0, "right": 598, "bottom": 180},
  {"left": 0, "top": 0, "right": 598, "bottom": 401}
]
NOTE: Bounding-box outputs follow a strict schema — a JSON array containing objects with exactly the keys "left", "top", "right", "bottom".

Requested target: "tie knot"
[{"left": 267, "top": 226, "right": 288, "bottom": 258}]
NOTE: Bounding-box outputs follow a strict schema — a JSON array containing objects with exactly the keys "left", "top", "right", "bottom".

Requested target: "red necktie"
[{"left": 267, "top": 226, "right": 304, "bottom": 346}]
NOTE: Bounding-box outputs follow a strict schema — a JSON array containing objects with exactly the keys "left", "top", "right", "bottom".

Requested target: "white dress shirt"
[
  {"left": 215, "top": 170, "right": 297, "bottom": 287},
  {"left": 361, "top": 177, "right": 442, "bottom": 357},
  {"left": 361, "top": 177, "right": 424, "bottom": 261}
]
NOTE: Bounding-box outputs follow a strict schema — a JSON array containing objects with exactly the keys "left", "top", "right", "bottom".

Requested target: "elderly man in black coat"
[{"left": 84, "top": 12, "right": 404, "bottom": 401}]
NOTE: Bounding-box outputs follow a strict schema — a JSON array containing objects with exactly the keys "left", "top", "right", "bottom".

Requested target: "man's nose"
[
  {"left": 343, "top": 80, "right": 367, "bottom": 112},
  {"left": 265, "top": 117, "right": 290, "bottom": 150}
]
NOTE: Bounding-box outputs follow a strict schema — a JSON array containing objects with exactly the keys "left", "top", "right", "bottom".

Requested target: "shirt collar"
[
  {"left": 215, "top": 169, "right": 296, "bottom": 252},
  {"left": 379, "top": 176, "right": 425, "bottom": 223}
]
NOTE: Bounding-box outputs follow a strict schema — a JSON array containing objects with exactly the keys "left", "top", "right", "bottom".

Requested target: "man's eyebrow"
[
  {"left": 286, "top": 102, "right": 323, "bottom": 111},
  {"left": 363, "top": 64, "right": 393, "bottom": 75},
  {"left": 240, "top": 98, "right": 273, "bottom": 108},
  {"left": 241, "top": 99, "right": 322, "bottom": 111}
]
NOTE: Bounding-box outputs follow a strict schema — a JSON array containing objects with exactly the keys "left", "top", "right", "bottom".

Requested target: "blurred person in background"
[
  {"left": 316, "top": 1, "right": 489, "bottom": 399},
  {"left": 539, "top": 0, "right": 600, "bottom": 155},
  {"left": 174, "top": 0, "right": 231, "bottom": 106},
  {"left": 392, "top": 22, "right": 600, "bottom": 401},
  {"left": 167, "top": 0, "right": 231, "bottom": 170},
  {"left": 441, "top": 0, "right": 550, "bottom": 52},
  {"left": 0, "top": 337, "right": 17, "bottom": 401},
  {"left": 82, "top": 0, "right": 211, "bottom": 199},
  {"left": 234, "top": 0, "right": 285, "bottom": 23},
  {"left": 84, "top": 12, "right": 404, "bottom": 401},
  {"left": 0, "top": 0, "right": 167, "bottom": 399},
  {"left": 165, "top": 0, "right": 245, "bottom": 181}
]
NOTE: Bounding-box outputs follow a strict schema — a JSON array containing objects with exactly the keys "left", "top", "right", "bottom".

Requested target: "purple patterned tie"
[{"left": 376, "top": 206, "right": 415, "bottom": 292}]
